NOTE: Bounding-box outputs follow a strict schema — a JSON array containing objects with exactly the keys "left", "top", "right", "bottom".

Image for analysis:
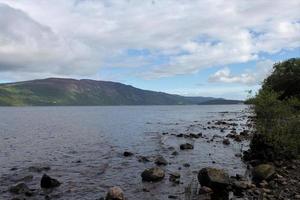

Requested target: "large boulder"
[
  {"left": 197, "top": 167, "right": 230, "bottom": 190},
  {"left": 141, "top": 167, "right": 165, "bottom": 182},
  {"left": 106, "top": 186, "right": 125, "bottom": 200},
  {"left": 252, "top": 164, "right": 275, "bottom": 181},
  {"left": 40, "top": 174, "right": 61, "bottom": 188}
]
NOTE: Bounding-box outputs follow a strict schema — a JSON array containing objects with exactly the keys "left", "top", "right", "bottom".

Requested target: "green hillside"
[{"left": 0, "top": 78, "right": 227, "bottom": 106}]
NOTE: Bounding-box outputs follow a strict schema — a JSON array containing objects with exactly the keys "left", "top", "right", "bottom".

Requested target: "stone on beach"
[
  {"left": 155, "top": 155, "right": 168, "bottom": 166},
  {"left": 141, "top": 167, "right": 165, "bottom": 182},
  {"left": 198, "top": 167, "right": 230, "bottom": 190},
  {"left": 252, "top": 164, "right": 275, "bottom": 181},
  {"left": 105, "top": 186, "right": 125, "bottom": 200}
]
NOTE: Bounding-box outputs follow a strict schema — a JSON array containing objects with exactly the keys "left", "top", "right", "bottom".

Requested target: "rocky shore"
[{"left": 2, "top": 109, "right": 299, "bottom": 200}]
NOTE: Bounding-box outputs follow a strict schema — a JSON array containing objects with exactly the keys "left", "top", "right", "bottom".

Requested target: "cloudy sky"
[{"left": 0, "top": 0, "right": 299, "bottom": 99}]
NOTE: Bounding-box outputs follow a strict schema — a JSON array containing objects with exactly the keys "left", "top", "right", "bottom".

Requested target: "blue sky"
[{"left": 0, "top": 0, "right": 299, "bottom": 99}]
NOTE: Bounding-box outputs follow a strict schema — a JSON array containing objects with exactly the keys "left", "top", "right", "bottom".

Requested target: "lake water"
[{"left": 0, "top": 105, "right": 251, "bottom": 200}]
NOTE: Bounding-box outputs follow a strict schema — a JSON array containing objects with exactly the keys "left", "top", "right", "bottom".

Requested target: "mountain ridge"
[{"left": 0, "top": 78, "right": 242, "bottom": 106}]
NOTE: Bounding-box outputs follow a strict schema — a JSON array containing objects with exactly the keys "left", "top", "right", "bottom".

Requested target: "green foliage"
[
  {"left": 250, "top": 58, "right": 300, "bottom": 155},
  {"left": 263, "top": 58, "right": 300, "bottom": 100}
]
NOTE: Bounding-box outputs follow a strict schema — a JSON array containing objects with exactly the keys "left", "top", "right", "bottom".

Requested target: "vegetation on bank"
[{"left": 247, "top": 58, "right": 300, "bottom": 156}]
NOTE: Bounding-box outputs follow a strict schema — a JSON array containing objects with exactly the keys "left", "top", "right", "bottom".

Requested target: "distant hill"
[
  {"left": 198, "top": 99, "right": 244, "bottom": 105},
  {"left": 0, "top": 78, "right": 241, "bottom": 106}
]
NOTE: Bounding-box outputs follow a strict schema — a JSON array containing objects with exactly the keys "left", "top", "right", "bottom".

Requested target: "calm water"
[{"left": 0, "top": 105, "right": 251, "bottom": 200}]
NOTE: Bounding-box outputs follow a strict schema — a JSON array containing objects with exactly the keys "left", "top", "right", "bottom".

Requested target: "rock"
[
  {"left": 180, "top": 143, "right": 194, "bottom": 150},
  {"left": 9, "top": 183, "right": 31, "bottom": 195},
  {"left": 199, "top": 186, "right": 213, "bottom": 194},
  {"left": 137, "top": 156, "right": 150, "bottom": 163},
  {"left": 198, "top": 167, "right": 230, "bottom": 190},
  {"left": 183, "top": 163, "right": 190, "bottom": 168},
  {"left": 40, "top": 174, "right": 61, "bottom": 188},
  {"left": 169, "top": 172, "right": 180, "bottom": 179},
  {"left": 141, "top": 167, "right": 165, "bottom": 182},
  {"left": 262, "top": 188, "right": 271, "bottom": 193},
  {"left": 235, "top": 153, "right": 242, "bottom": 157},
  {"left": 155, "top": 155, "right": 168, "bottom": 166},
  {"left": 295, "top": 194, "right": 300, "bottom": 199},
  {"left": 240, "top": 130, "right": 249, "bottom": 137},
  {"left": 105, "top": 186, "right": 125, "bottom": 200},
  {"left": 233, "top": 180, "right": 251, "bottom": 190},
  {"left": 168, "top": 195, "right": 178, "bottom": 199},
  {"left": 169, "top": 172, "right": 180, "bottom": 184},
  {"left": 212, "top": 134, "right": 222, "bottom": 139},
  {"left": 226, "top": 133, "right": 236, "bottom": 138},
  {"left": 252, "top": 164, "right": 275, "bottom": 181},
  {"left": 259, "top": 180, "right": 268, "bottom": 188},
  {"left": 176, "top": 133, "right": 184, "bottom": 137},
  {"left": 189, "top": 133, "right": 200, "bottom": 139},
  {"left": 234, "top": 135, "right": 242, "bottom": 142},
  {"left": 171, "top": 151, "right": 178, "bottom": 156},
  {"left": 123, "top": 151, "right": 133, "bottom": 157},
  {"left": 222, "top": 139, "right": 230, "bottom": 145}
]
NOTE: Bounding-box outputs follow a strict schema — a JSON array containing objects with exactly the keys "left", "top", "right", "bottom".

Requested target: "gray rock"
[
  {"left": 180, "top": 143, "right": 194, "bottom": 150},
  {"left": 155, "top": 155, "right": 168, "bottom": 166},
  {"left": 223, "top": 139, "right": 230, "bottom": 145},
  {"left": 198, "top": 167, "right": 230, "bottom": 190},
  {"left": 169, "top": 172, "right": 180, "bottom": 184},
  {"left": 106, "top": 186, "right": 125, "bottom": 200},
  {"left": 141, "top": 167, "right": 165, "bottom": 182},
  {"left": 40, "top": 174, "right": 61, "bottom": 188},
  {"left": 252, "top": 164, "right": 275, "bottom": 181},
  {"left": 123, "top": 151, "right": 133, "bottom": 157},
  {"left": 137, "top": 156, "right": 150, "bottom": 163},
  {"left": 9, "top": 183, "right": 30, "bottom": 194}
]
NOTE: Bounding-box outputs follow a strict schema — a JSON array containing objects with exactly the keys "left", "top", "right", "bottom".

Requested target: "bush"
[{"left": 250, "top": 58, "right": 300, "bottom": 157}]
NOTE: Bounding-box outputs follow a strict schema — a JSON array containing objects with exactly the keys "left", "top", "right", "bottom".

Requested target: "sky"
[{"left": 0, "top": 0, "right": 299, "bottom": 100}]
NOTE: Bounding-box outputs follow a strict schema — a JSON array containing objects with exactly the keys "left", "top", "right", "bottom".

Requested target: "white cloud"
[
  {"left": 0, "top": 0, "right": 299, "bottom": 80},
  {"left": 208, "top": 59, "right": 274, "bottom": 85},
  {"left": 209, "top": 67, "right": 255, "bottom": 84}
]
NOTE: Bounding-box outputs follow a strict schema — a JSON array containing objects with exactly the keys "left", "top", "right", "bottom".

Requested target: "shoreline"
[{"left": 4, "top": 106, "right": 299, "bottom": 199}]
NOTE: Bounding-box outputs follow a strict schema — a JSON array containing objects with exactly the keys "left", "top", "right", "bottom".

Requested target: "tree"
[{"left": 262, "top": 58, "right": 300, "bottom": 100}]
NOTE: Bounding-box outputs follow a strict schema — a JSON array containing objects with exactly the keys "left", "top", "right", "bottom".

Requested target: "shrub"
[{"left": 250, "top": 58, "right": 300, "bottom": 157}]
